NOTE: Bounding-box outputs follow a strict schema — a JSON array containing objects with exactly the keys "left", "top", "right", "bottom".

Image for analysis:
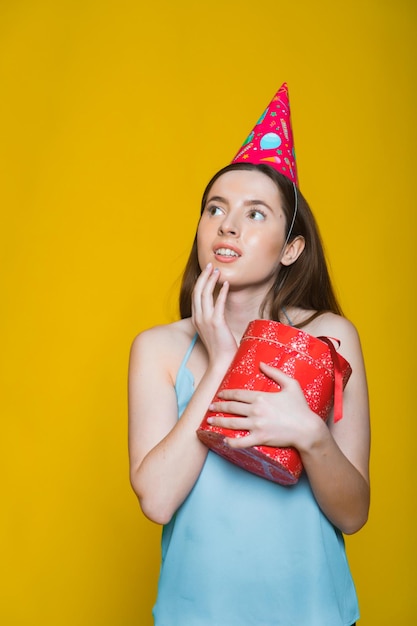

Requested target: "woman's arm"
[
  {"left": 128, "top": 265, "right": 237, "bottom": 525},
  {"left": 128, "top": 329, "right": 228, "bottom": 525},
  {"left": 297, "top": 318, "right": 370, "bottom": 534},
  {"left": 208, "top": 316, "right": 370, "bottom": 534}
]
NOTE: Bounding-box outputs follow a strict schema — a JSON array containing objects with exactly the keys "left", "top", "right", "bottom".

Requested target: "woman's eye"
[
  {"left": 207, "top": 205, "right": 223, "bottom": 216},
  {"left": 248, "top": 209, "right": 266, "bottom": 221}
]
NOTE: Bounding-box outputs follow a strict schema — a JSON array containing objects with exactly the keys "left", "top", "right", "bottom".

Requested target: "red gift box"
[{"left": 197, "top": 320, "right": 352, "bottom": 485}]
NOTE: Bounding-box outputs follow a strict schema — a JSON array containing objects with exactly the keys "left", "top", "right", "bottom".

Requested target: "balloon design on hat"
[{"left": 231, "top": 82, "right": 298, "bottom": 186}]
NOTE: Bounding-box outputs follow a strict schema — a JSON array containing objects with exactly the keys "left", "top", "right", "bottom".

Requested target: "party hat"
[{"left": 232, "top": 83, "right": 298, "bottom": 186}]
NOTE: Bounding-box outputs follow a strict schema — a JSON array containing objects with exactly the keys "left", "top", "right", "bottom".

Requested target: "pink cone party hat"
[{"left": 232, "top": 82, "right": 298, "bottom": 186}]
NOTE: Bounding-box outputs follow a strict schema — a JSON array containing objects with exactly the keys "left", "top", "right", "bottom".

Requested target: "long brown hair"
[{"left": 179, "top": 163, "right": 343, "bottom": 325}]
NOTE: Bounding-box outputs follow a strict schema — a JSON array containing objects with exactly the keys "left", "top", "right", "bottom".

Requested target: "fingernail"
[{"left": 207, "top": 417, "right": 213, "bottom": 424}]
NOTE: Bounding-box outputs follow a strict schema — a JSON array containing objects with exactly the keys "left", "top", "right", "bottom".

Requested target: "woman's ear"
[{"left": 281, "top": 236, "right": 305, "bottom": 266}]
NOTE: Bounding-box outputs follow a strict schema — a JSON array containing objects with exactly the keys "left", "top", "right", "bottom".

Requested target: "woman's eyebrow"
[
  {"left": 206, "top": 196, "right": 273, "bottom": 212},
  {"left": 243, "top": 199, "right": 274, "bottom": 212},
  {"left": 206, "top": 195, "right": 228, "bottom": 205}
]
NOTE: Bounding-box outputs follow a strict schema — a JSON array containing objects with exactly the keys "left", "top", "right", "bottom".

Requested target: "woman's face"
[{"left": 197, "top": 169, "right": 288, "bottom": 292}]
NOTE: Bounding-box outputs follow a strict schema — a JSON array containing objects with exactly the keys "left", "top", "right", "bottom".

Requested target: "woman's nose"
[{"left": 218, "top": 215, "right": 239, "bottom": 236}]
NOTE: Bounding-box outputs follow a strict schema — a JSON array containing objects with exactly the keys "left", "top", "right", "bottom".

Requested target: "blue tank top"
[{"left": 153, "top": 335, "right": 359, "bottom": 626}]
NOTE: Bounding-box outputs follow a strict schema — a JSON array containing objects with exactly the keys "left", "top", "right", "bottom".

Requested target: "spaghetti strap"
[
  {"left": 177, "top": 332, "right": 198, "bottom": 374},
  {"left": 175, "top": 333, "right": 198, "bottom": 407},
  {"left": 281, "top": 307, "right": 294, "bottom": 326},
  {"left": 183, "top": 332, "right": 198, "bottom": 365}
]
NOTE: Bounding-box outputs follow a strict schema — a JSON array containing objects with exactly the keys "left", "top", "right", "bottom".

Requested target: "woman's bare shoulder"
[
  {"left": 133, "top": 317, "right": 194, "bottom": 344},
  {"left": 305, "top": 312, "right": 363, "bottom": 364},
  {"left": 130, "top": 318, "right": 196, "bottom": 376},
  {"left": 307, "top": 311, "right": 359, "bottom": 337}
]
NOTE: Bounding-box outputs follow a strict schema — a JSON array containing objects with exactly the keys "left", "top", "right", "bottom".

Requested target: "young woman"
[{"left": 128, "top": 86, "right": 370, "bottom": 626}]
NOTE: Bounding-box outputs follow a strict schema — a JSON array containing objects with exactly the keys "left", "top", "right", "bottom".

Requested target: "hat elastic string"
[{"left": 279, "top": 182, "right": 298, "bottom": 260}]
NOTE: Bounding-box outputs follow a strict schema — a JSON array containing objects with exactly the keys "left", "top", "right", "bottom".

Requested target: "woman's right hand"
[
  {"left": 191, "top": 263, "right": 238, "bottom": 363},
  {"left": 129, "top": 265, "right": 239, "bottom": 525}
]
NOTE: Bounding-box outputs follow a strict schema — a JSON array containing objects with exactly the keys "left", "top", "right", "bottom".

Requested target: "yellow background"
[{"left": 1, "top": 1, "right": 416, "bottom": 624}]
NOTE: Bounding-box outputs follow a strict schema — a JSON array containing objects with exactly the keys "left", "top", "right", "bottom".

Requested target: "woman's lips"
[{"left": 213, "top": 245, "right": 242, "bottom": 263}]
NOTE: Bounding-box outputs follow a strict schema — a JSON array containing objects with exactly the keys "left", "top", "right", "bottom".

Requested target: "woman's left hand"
[{"left": 207, "top": 362, "right": 320, "bottom": 450}]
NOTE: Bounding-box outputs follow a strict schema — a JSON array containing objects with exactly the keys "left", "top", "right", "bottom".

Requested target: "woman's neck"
[{"left": 222, "top": 288, "right": 269, "bottom": 342}]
